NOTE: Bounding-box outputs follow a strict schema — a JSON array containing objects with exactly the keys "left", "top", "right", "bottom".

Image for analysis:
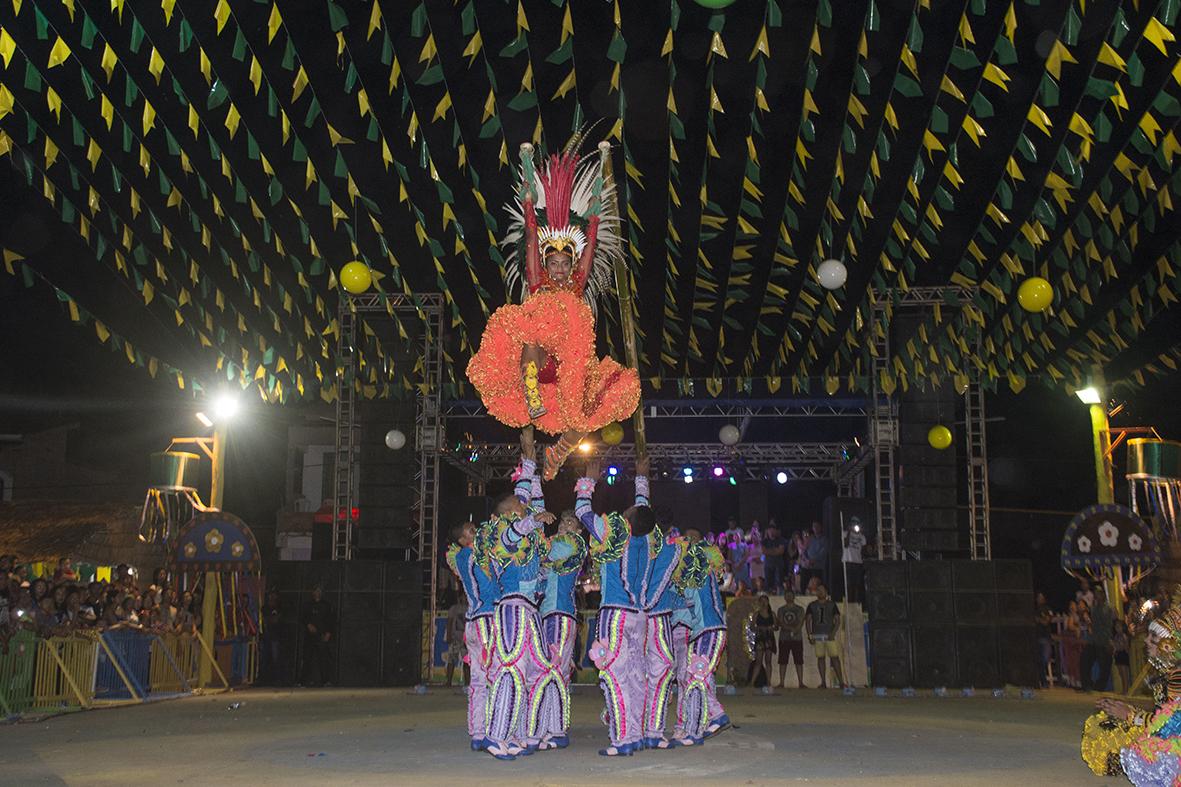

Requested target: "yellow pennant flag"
[
  {"left": 0, "top": 29, "right": 15, "bottom": 68},
  {"left": 47, "top": 36, "right": 71, "bottom": 68}
]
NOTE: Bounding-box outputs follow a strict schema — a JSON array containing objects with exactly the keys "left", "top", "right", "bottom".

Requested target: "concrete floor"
[{"left": 5, "top": 686, "right": 1123, "bottom": 786}]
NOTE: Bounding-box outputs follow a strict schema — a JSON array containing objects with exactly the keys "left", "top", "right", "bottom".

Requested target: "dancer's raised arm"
[
  {"left": 634, "top": 454, "right": 650, "bottom": 508},
  {"left": 520, "top": 144, "right": 543, "bottom": 295},
  {"left": 575, "top": 459, "right": 605, "bottom": 542}
]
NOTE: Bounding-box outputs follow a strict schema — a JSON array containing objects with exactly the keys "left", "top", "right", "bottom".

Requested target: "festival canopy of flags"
[{"left": 0, "top": 0, "right": 1179, "bottom": 404}]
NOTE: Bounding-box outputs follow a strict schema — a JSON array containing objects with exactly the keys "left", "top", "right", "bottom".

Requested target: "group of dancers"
[
  {"left": 446, "top": 433, "right": 730, "bottom": 760},
  {"left": 1081, "top": 590, "right": 1181, "bottom": 786},
  {"left": 453, "top": 129, "right": 727, "bottom": 759}
]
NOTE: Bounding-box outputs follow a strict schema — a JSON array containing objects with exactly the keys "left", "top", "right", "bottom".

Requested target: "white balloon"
[
  {"left": 385, "top": 429, "right": 407, "bottom": 450},
  {"left": 719, "top": 425, "right": 741, "bottom": 446},
  {"left": 817, "top": 258, "right": 848, "bottom": 290}
]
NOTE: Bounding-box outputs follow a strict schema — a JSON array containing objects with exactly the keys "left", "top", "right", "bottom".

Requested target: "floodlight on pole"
[
  {"left": 212, "top": 392, "right": 241, "bottom": 422},
  {"left": 1075, "top": 386, "right": 1102, "bottom": 405}
]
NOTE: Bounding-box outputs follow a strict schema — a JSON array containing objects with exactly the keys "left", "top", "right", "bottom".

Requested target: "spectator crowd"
[
  {"left": 0, "top": 555, "right": 202, "bottom": 648},
  {"left": 1037, "top": 576, "right": 1145, "bottom": 692}
]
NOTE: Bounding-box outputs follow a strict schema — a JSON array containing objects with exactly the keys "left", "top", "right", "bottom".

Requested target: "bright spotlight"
[
  {"left": 683, "top": 474, "right": 693, "bottom": 484},
  {"left": 1075, "top": 386, "right": 1102, "bottom": 404},
  {"left": 712, "top": 466, "right": 725, "bottom": 478},
  {"left": 728, "top": 475, "right": 737, "bottom": 486},
  {"left": 578, "top": 442, "right": 593, "bottom": 454},
  {"left": 682, "top": 467, "right": 693, "bottom": 477},
  {"left": 607, "top": 465, "right": 619, "bottom": 477},
  {"left": 775, "top": 471, "right": 788, "bottom": 485},
  {"left": 212, "top": 392, "right": 240, "bottom": 422}
]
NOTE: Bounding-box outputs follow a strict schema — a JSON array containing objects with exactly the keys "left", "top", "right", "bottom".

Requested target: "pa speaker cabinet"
[
  {"left": 867, "top": 589, "right": 909, "bottom": 624},
  {"left": 996, "top": 592, "right": 1035, "bottom": 624},
  {"left": 956, "top": 625, "right": 999, "bottom": 688},
  {"left": 870, "top": 626, "right": 912, "bottom": 688},
  {"left": 994, "top": 560, "right": 1034, "bottom": 592},
  {"left": 954, "top": 591, "right": 997, "bottom": 624},
  {"left": 865, "top": 561, "right": 909, "bottom": 592},
  {"left": 908, "top": 561, "right": 953, "bottom": 591},
  {"left": 998, "top": 625, "right": 1040, "bottom": 687},
  {"left": 953, "top": 560, "right": 995, "bottom": 591},
  {"left": 909, "top": 591, "right": 955, "bottom": 625},
  {"left": 912, "top": 626, "right": 958, "bottom": 688}
]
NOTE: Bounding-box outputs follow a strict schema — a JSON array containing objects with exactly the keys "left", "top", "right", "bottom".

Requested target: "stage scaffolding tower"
[
  {"left": 331, "top": 293, "right": 445, "bottom": 683},
  {"left": 966, "top": 330, "right": 992, "bottom": 560},
  {"left": 869, "top": 299, "right": 900, "bottom": 560}
]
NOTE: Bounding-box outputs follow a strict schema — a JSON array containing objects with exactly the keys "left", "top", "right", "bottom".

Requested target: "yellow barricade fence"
[
  {"left": 149, "top": 633, "right": 200, "bottom": 693},
  {"left": 31, "top": 635, "right": 97, "bottom": 713}
]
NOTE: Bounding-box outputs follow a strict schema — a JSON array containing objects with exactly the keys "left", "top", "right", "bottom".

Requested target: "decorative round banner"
[
  {"left": 1060, "top": 503, "right": 1161, "bottom": 573},
  {"left": 170, "top": 510, "right": 261, "bottom": 573}
]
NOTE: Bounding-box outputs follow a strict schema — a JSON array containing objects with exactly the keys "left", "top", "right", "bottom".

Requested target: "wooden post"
[
  {"left": 199, "top": 422, "right": 227, "bottom": 689},
  {"left": 602, "top": 143, "right": 647, "bottom": 460}
]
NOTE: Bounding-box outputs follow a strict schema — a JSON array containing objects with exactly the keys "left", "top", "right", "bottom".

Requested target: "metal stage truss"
[
  {"left": 840, "top": 286, "right": 991, "bottom": 561},
  {"left": 332, "top": 292, "right": 443, "bottom": 684},
  {"left": 439, "top": 441, "right": 854, "bottom": 482},
  {"left": 329, "top": 286, "right": 992, "bottom": 683},
  {"left": 443, "top": 398, "right": 870, "bottom": 419}
]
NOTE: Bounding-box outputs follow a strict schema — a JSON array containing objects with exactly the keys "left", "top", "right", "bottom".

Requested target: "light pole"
[
  {"left": 195, "top": 393, "right": 239, "bottom": 689},
  {"left": 1075, "top": 377, "right": 1123, "bottom": 617}
]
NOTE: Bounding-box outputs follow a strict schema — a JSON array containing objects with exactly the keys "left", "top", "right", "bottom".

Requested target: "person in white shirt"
[{"left": 841, "top": 523, "right": 867, "bottom": 604}]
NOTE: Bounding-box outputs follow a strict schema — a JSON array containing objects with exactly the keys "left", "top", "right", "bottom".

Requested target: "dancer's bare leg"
[
  {"left": 521, "top": 344, "right": 546, "bottom": 418},
  {"left": 543, "top": 430, "right": 585, "bottom": 481}
]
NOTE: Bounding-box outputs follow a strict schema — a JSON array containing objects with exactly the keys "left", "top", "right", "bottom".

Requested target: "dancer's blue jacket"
[
  {"left": 539, "top": 533, "right": 586, "bottom": 618},
  {"left": 449, "top": 546, "right": 499, "bottom": 619},
  {"left": 576, "top": 475, "right": 682, "bottom": 612},
  {"left": 487, "top": 458, "right": 543, "bottom": 604},
  {"left": 671, "top": 575, "right": 727, "bottom": 637}
]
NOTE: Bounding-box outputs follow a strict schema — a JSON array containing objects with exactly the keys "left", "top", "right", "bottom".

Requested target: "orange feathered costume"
[{"left": 467, "top": 143, "right": 639, "bottom": 436}]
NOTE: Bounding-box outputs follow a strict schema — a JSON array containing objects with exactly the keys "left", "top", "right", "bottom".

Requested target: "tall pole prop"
[
  {"left": 601, "top": 142, "right": 647, "bottom": 460},
  {"left": 199, "top": 422, "right": 227, "bottom": 689},
  {"left": 1087, "top": 369, "right": 1123, "bottom": 619}
]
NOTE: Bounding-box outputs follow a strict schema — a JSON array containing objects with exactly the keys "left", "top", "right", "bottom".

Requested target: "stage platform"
[{"left": 7, "top": 686, "right": 1118, "bottom": 785}]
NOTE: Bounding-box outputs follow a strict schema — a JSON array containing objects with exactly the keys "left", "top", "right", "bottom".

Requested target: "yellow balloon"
[
  {"left": 340, "top": 261, "right": 372, "bottom": 294},
  {"left": 601, "top": 422, "right": 624, "bottom": 446},
  {"left": 928, "top": 425, "right": 953, "bottom": 450},
  {"left": 1017, "top": 277, "right": 1053, "bottom": 312}
]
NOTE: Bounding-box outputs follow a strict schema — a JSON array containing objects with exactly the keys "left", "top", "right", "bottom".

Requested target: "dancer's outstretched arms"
[
  {"left": 500, "top": 511, "right": 555, "bottom": 550},
  {"left": 575, "top": 459, "right": 604, "bottom": 542},
  {"left": 634, "top": 455, "right": 650, "bottom": 508},
  {"left": 512, "top": 456, "right": 536, "bottom": 505}
]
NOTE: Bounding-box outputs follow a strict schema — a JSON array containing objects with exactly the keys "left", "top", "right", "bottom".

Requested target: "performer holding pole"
[
  {"left": 670, "top": 533, "right": 730, "bottom": 746},
  {"left": 523, "top": 426, "right": 586, "bottom": 752},
  {"left": 478, "top": 439, "right": 555, "bottom": 760},
  {"left": 578, "top": 457, "right": 663, "bottom": 756}
]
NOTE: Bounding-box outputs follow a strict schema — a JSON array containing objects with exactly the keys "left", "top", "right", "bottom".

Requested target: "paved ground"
[{"left": 5, "top": 686, "right": 1123, "bottom": 785}]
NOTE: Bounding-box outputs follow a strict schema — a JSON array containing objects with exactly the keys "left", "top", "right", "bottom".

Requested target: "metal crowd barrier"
[{"left": 0, "top": 628, "right": 253, "bottom": 719}]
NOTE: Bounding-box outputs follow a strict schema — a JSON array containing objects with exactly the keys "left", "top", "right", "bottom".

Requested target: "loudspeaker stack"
[
  {"left": 273, "top": 560, "right": 423, "bottom": 686},
  {"left": 865, "top": 559, "right": 1037, "bottom": 688}
]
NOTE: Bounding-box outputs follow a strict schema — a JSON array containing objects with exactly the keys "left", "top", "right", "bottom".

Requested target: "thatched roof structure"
[{"left": 0, "top": 501, "right": 165, "bottom": 569}]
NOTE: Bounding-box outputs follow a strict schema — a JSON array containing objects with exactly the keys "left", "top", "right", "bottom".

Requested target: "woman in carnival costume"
[
  {"left": 466, "top": 136, "right": 640, "bottom": 480},
  {"left": 1082, "top": 593, "right": 1181, "bottom": 783},
  {"left": 444, "top": 520, "right": 501, "bottom": 752},
  {"left": 475, "top": 439, "right": 555, "bottom": 761},
  {"left": 669, "top": 530, "right": 730, "bottom": 746}
]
